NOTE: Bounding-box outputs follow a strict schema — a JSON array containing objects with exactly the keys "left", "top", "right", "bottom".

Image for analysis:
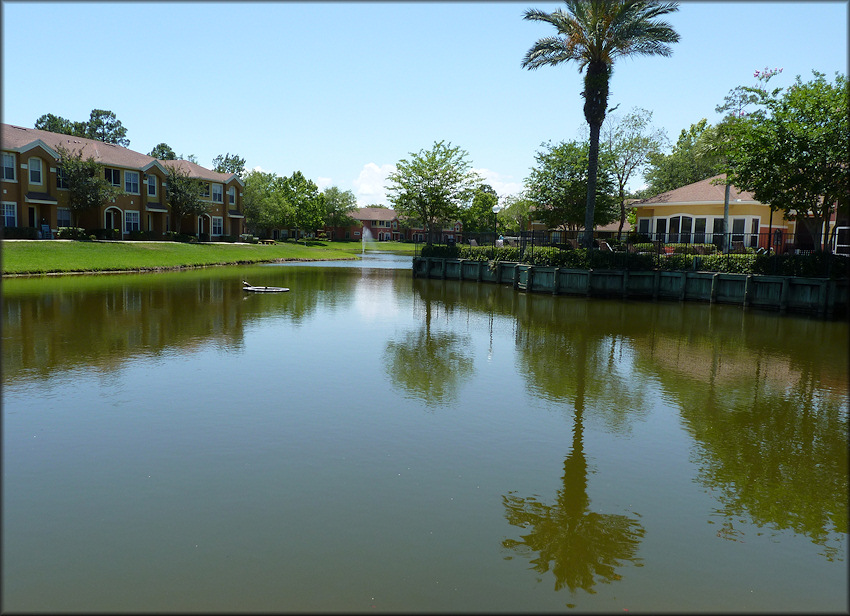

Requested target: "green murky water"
[{"left": 2, "top": 254, "right": 847, "bottom": 612}]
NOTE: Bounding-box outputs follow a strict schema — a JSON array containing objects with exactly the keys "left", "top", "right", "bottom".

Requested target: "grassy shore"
[{"left": 0, "top": 239, "right": 383, "bottom": 276}]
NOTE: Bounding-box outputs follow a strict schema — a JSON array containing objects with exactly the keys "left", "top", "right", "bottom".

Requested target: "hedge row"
[{"left": 419, "top": 244, "right": 847, "bottom": 279}]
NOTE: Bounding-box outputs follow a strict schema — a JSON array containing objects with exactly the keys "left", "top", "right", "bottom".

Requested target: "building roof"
[
  {"left": 352, "top": 207, "right": 397, "bottom": 222},
  {"left": 634, "top": 174, "right": 761, "bottom": 206},
  {"left": 1, "top": 123, "right": 240, "bottom": 185}
]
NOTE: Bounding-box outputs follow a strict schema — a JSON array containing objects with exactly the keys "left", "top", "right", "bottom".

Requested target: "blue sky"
[{"left": 2, "top": 1, "right": 847, "bottom": 205}]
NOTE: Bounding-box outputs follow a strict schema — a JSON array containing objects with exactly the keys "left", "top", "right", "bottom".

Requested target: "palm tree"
[{"left": 522, "top": 0, "right": 680, "bottom": 248}]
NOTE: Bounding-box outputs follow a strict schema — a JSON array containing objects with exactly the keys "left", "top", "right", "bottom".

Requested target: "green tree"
[
  {"left": 386, "top": 140, "right": 480, "bottom": 245},
  {"left": 522, "top": 0, "right": 680, "bottom": 248},
  {"left": 55, "top": 144, "right": 122, "bottom": 227},
  {"left": 281, "top": 171, "right": 323, "bottom": 241},
  {"left": 212, "top": 152, "right": 246, "bottom": 177},
  {"left": 35, "top": 113, "right": 81, "bottom": 136},
  {"left": 458, "top": 184, "right": 499, "bottom": 234},
  {"left": 164, "top": 166, "right": 207, "bottom": 234},
  {"left": 498, "top": 192, "right": 535, "bottom": 235},
  {"left": 242, "top": 170, "right": 293, "bottom": 235},
  {"left": 601, "top": 107, "right": 667, "bottom": 237},
  {"left": 85, "top": 109, "right": 129, "bottom": 146},
  {"left": 526, "top": 140, "right": 619, "bottom": 233},
  {"left": 723, "top": 71, "right": 849, "bottom": 251},
  {"left": 641, "top": 119, "right": 725, "bottom": 196},
  {"left": 321, "top": 186, "right": 358, "bottom": 230},
  {"left": 148, "top": 143, "right": 177, "bottom": 160}
]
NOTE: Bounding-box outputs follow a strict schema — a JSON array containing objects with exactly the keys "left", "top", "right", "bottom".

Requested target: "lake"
[{"left": 2, "top": 252, "right": 847, "bottom": 612}]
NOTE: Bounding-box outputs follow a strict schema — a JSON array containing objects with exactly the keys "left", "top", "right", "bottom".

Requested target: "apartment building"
[{"left": 1, "top": 123, "right": 245, "bottom": 238}]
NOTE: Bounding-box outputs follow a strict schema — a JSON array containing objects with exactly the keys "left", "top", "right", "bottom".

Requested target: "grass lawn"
[
  {"left": 327, "top": 239, "right": 419, "bottom": 255},
  {"left": 1, "top": 239, "right": 359, "bottom": 275}
]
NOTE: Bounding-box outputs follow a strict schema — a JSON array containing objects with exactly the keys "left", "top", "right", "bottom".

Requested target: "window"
[
  {"left": 125, "top": 171, "right": 140, "bottom": 194},
  {"left": 2, "top": 153, "right": 15, "bottom": 181},
  {"left": 105, "top": 168, "right": 120, "bottom": 187},
  {"left": 28, "top": 157, "right": 43, "bottom": 184},
  {"left": 655, "top": 218, "right": 667, "bottom": 241},
  {"left": 147, "top": 175, "right": 157, "bottom": 197},
  {"left": 2, "top": 202, "right": 16, "bottom": 227},
  {"left": 56, "top": 167, "right": 69, "bottom": 189},
  {"left": 212, "top": 216, "right": 223, "bottom": 236},
  {"left": 57, "top": 208, "right": 71, "bottom": 227},
  {"left": 125, "top": 210, "right": 140, "bottom": 232},
  {"left": 637, "top": 218, "right": 650, "bottom": 235},
  {"left": 693, "top": 217, "right": 706, "bottom": 244},
  {"left": 201, "top": 183, "right": 210, "bottom": 199},
  {"left": 228, "top": 186, "right": 236, "bottom": 204},
  {"left": 212, "top": 184, "right": 223, "bottom": 203}
]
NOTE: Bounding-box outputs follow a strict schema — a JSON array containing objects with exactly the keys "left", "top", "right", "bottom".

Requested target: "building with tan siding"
[{"left": 1, "top": 123, "right": 245, "bottom": 239}]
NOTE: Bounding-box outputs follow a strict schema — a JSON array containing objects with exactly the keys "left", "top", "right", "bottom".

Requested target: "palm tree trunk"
[
  {"left": 584, "top": 121, "right": 601, "bottom": 249},
  {"left": 583, "top": 61, "right": 609, "bottom": 250}
]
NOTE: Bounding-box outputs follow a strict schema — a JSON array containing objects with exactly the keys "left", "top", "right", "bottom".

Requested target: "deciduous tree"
[
  {"left": 321, "top": 186, "right": 359, "bottom": 230},
  {"left": 55, "top": 144, "right": 122, "bottom": 227},
  {"left": 601, "top": 107, "right": 667, "bottom": 237},
  {"left": 164, "top": 166, "right": 207, "bottom": 234},
  {"left": 723, "top": 71, "right": 849, "bottom": 251},
  {"left": 386, "top": 140, "right": 479, "bottom": 244},
  {"left": 526, "top": 140, "right": 618, "bottom": 233},
  {"left": 282, "top": 171, "right": 323, "bottom": 241},
  {"left": 242, "top": 170, "right": 292, "bottom": 235}
]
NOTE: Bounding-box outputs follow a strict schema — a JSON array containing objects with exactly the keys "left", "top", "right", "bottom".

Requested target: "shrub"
[
  {"left": 3, "top": 226, "right": 39, "bottom": 239},
  {"left": 164, "top": 231, "right": 195, "bottom": 243},
  {"left": 91, "top": 228, "right": 120, "bottom": 240},
  {"left": 56, "top": 227, "right": 90, "bottom": 240},
  {"left": 127, "top": 230, "right": 158, "bottom": 241}
]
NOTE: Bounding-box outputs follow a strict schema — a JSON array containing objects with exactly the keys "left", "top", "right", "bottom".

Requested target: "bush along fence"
[{"left": 414, "top": 247, "right": 848, "bottom": 319}]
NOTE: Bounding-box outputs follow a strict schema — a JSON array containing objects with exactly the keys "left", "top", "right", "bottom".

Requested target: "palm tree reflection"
[{"left": 502, "top": 335, "right": 645, "bottom": 594}]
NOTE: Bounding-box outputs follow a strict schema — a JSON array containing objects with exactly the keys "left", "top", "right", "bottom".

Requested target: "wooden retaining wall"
[{"left": 412, "top": 257, "right": 848, "bottom": 319}]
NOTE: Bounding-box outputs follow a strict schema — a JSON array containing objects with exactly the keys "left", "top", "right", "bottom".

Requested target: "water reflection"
[
  {"left": 502, "top": 335, "right": 645, "bottom": 595},
  {"left": 637, "top": 329, "right": 849, "bottom": 561},
  {"left": 407, "top": 279, "right": 847, "bottom": 566}
]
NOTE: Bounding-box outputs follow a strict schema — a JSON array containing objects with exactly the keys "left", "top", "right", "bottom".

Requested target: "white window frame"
[
  {"left": 211, "top": 216, "right": 223, "bottom": 236},
  {"left": 2, "top": 152, "right": 15, "bottom": 181},
  {"left": 2, "top": 201, "right": 17, "bottom": 227},
  {"left": 228, "top": 186, "right": 236, "bottom": 205},
  {"left": 105, "top": 168, "right": 120, "bottom": 187},
  {"left": 57, "top": 207, "right": 72, "bottom": 228},
  {"left": 125, "top": 210, "right": 140, "bottom": 233},
  {"left": 125, "top": 171, "right": 140, "bottom": 194},
  {"left": 28, "top": 157, "right": 43, "bottom": 185},
  {"left": 201, "top": 183, "right": 210, "bottom": 199},
  {"left": 211, "top": 183, "right": 223, "bottom": 203},
  {"left": 147, "top": 175, "right": 157, "bottom": 197}
]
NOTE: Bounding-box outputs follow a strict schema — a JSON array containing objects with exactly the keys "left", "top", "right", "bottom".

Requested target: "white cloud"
[
  {"left": 352, "top": 162, "right": 396, "bottom": 207},
  {"left": 315, "top": 176, "right": 332, "bottom": 191},
  {"left": 473, "top": 168, "right": 523, "bottom": 200}
]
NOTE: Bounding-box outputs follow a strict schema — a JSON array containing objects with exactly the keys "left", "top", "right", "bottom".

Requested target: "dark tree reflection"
[
  {"left": 502, "top": 335, "right": 645, "bottom": 594},
  {"left": 383, "top": 295, "right": 474, "bottom": 407}
]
